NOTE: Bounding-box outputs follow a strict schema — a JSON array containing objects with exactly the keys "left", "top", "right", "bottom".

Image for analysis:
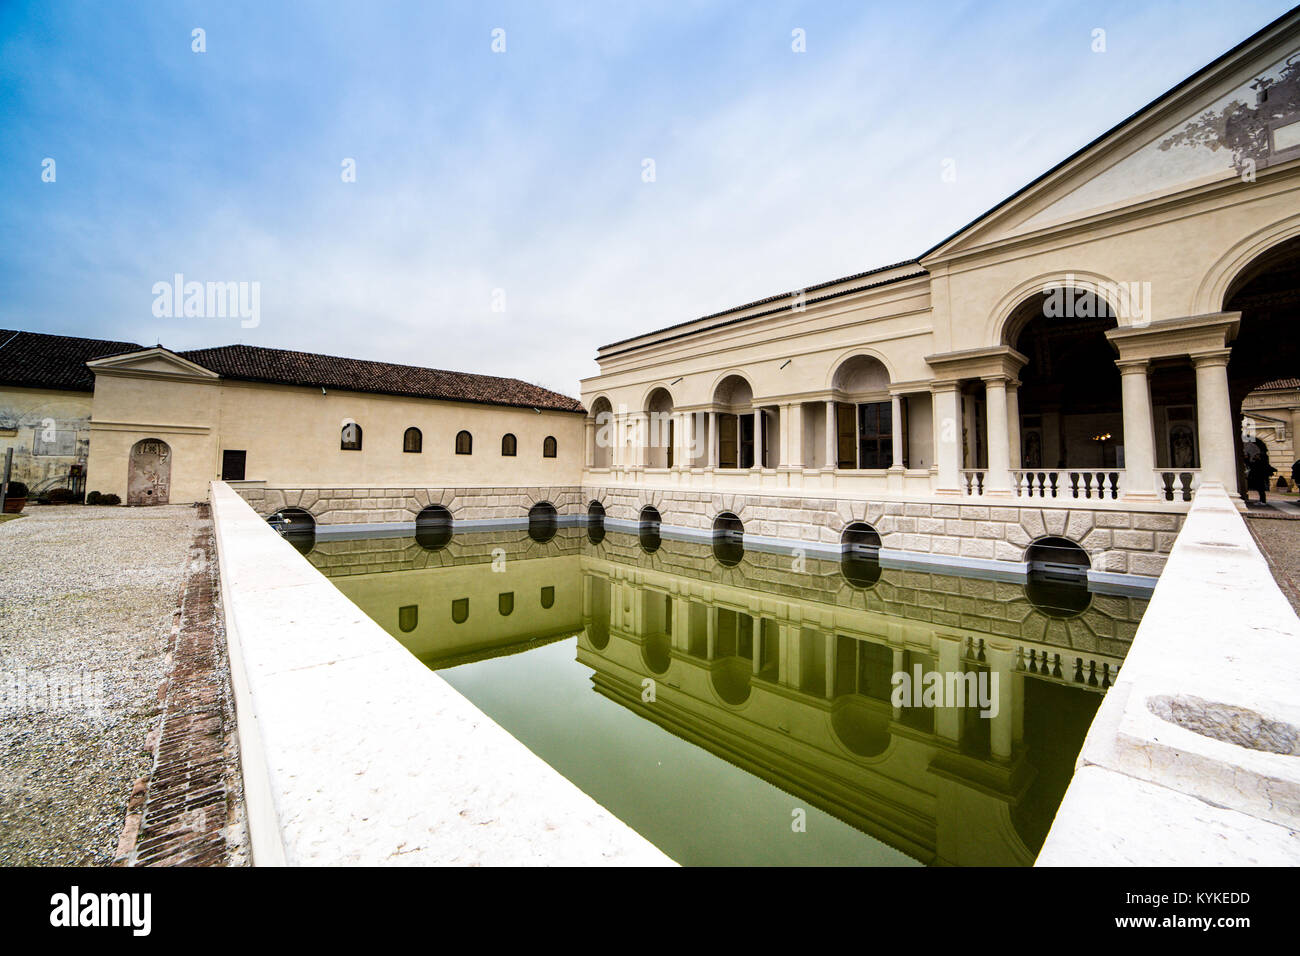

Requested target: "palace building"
[{"left": 577, "top": 9, "right": 1300, "bottom": 584}]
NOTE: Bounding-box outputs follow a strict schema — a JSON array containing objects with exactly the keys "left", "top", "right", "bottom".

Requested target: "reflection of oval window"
[
  {"left": 499, "top": 592, "right": 514, "bottom": 616},
  {"left": 398, "top": 605, "right": 418, "bottom": 633},
  {"left": 540, "top": 586, "right": 555, "bottom": 609},
  {"left": 451, "top": 598, "right": 469, "bottom": 624}
]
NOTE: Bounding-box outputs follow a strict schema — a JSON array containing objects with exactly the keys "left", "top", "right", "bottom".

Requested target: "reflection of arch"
[
  {"left": 398, "top": 605, "right": 418, "bottom": 633},
  {"left": 451, "top": 598, "right": 469, "bottom": 624},
  {"left": 710, "top": 658, "right": 751, "bottom": 706},
  {"left": 268, "top": 507, "right": 315, "bottom": 553},
  {"left": 643, "top": 633, "right": 671, "bottom": 674},
  {"left": 712, "top": 512, "right": 744, "bottom": 568},
  {"left": 830, "top": 697, "right": 892, "bottom": 758},
  {"left": 415, "top": 505, "right": 453, "bottom": 551},
  {"left": 639, "top": 505, "right": 661, "bottom": 553},
  {"left": 128, "top": 438, "right": 172, "bottom": 506},
  {"left": 841, "top": 522, "right": 883, "bottom": 588},
  {"left": 586, "top": 500, "right": 606, "bottom": 545},
  {"left": 528, "top": 501, "right": 557, "bottom": 543}
]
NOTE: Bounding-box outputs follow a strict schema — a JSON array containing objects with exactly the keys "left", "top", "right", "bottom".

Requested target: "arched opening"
[
  {"left": 1024, "top": 536, "right": 1092, "bottom": 617},
  {"left": 646, "top": 387, "right": 675, "bottom": 469},
  {"left": 639, "top": 505, "right": 661, "bottom": 553},
  {"left": 268, "top": 507, "right": 315, "bottom": 555},
  {"left": 840, "top": 521, "right": 883, "bottom": 588},
  {"left": 712, "top": 375, "right": 759, "bottom": 469},
  {"left": 528, "top": 501, "right": 557, "bottom": 543},
  {"left": 127, "top": 438, "right": 172, "bottom": 506},
  {"left": 712, "top": 512, "right": 744, "bottom": 567},
  {"left": 415, "top": 505, "right": 453, "bottom": 551},
  {"left": 455, "top": 430, "right": 472, "bottom": 455},
  {"left": 501, "top": 433, "right": 517, "bottom": 457},
  {"left": 340, "top": 422, "right": 363, "bottom": 451},
  {"left": 586, "top": 500, "right": 606, "bottom": 545},
  {"left": 543, "top": 435, "right": 557, "bottom": 458},
  {"left": 1225, "top": 235, "right": 1300, "bottom": 501},
  {"left": 643, "top": 596, "right": 672, "bottom": 675},
  {"left": 1006, "top": 288, "right": 1121, "bottom": 470},
  {"left": 830, "top": 355, "right": 893, "bottom": 469},
  {"left": 403, "top": 427, "right": 422, "bottom": 453},
  {"left": 398, "top": 605, "right": 418, "bottom": 633},
  {"left": 589, "top": 397, "right": 613, "bottom": 469}
]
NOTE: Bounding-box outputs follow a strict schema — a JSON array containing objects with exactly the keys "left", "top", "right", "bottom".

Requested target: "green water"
[{"left": 308, "top": 526, "right": 1148, "bottom": 866}]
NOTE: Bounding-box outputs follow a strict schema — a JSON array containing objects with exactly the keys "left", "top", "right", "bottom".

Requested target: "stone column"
[
  {"left": 983, "top": 376, "right": 1012, "bottom": 494},
  {"left": 707, "top": 411, "right": 719, "bottom": 469},
  {"left": 824, "top": 631, "right": 836, "bottom": 699},
  {"left": 824, "top": 400, "right": 837, "bottom": 470},
  {"left": 890, "top": 394, "right": 905, "bottom": 470},
  {"left": 584, "top": 419, "right": 595, "bottom": 468},
  {"left": 751, "top": 616, "right": 762, "bottom": 674},
  {"left": 1006, "top": 382, "right": 1021, "bottom": 471},
  {"left": 1193, "top": 349, "right": 1237, "bottom": 490},
  {"left": 778, "top": 404, "right": 791, "bottom": 468},
  {"left": 706, "top": 608, "right": 716, "bottom": 660},
  {"left": 753, "top": 408, "right": 763, "bottom": 469},
  {"left": 891, "top": 648, "right": 905, "bottom": 719},
  {"left": 933, "top": 382, "right": 961, "bottom": 494},
  {"left": 787, "top": 403, "right": 804, "bottom": 469},
  {"left": 986, "top": 646, "right": 1015, "bottom": 760},
  {"left": 1117, "top": 359, "right": 1158, "bottom": 500}
]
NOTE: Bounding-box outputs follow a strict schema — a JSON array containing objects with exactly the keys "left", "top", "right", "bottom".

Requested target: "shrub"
[
  {"left": 5, "top": 481, "right": 28, "bottom": 499},
  {"left": 100, "top": 493, "right": 121, "bottom": 506},
  {"left": 46, "top": 487, "right": 78, "bottom": 504},
  {"left": 86, "top": 490, "right": 102, "bottom": 505}
]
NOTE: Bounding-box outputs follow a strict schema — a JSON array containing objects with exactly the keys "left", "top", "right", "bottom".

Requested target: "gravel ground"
[
  {"left": 1246, "top": 515, "right": 1300, "bottom": 616},
  {"left": 0, "top": 504, "right": 199, "bottom": 865}
]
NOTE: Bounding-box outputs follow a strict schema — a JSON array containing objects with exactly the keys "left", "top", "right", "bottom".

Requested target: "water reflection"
[{"left": 306, "top": 526, "right": 1149, "bottom": 865}]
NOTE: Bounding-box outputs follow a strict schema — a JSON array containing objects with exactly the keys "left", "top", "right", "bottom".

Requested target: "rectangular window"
[
  {"left": 221, "top": 449, "right": 247, "bottom": 481},
  {"left": 719, "top": 414, "right": 739, "bottom": 468},
  {"left": 857, "top": 402, "right": 893, "bottom": 469},
  {"left": 835, "top": 403, "right": 856, "bottom": 468}
]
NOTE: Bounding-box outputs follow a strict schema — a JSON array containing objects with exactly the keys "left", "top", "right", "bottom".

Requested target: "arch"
[
  {"left": 398, "top": 605, "right": 418, "bottom": 633},
  {"left": 501, "top": 433, "right": 517, "bottom": 457},
  {"left": 455, "top": 430, "right": 473, "bottom": 455},
  {"left": 340, "top": 422, "right": 362, "bottom": 450},
  {"left": 841, "top": 522, "right": 883, "bottom": 588},
  {"left": 543, "top": 435, "right": 558, "bottom": 458},
  {"left": 267, "top": 507, "right": 316, "bottom": 554},
  {"left": 710, "top": 658, "right": 752, "bottom": 706},
  {"left": 415, "top": 505, "right": 453, "bottom": 551},
  {"left": 639, "top": 382, "right": 678, "bottom": 410},
  {"left": 586, "top": 500, "right": 606, "bottom": 545},
  {"left": 499, "top": 592, "right": 514, "bottom": 616},
  {"left": 1195, "top": 212, "right": 1300, "bottom": 315},
  {"left": 586, "top": 394, "right": 615, "bottom": 419},
  {"left": 1025, "top": 536, "right": 1090, "bottom": 572},
  {"left": 988, "top": 270, "right": 1128, "bottom": 346},
  {"left": 639, "top": 505, "right": 662, "bottom": 553},
  {"left": 589, "top": 396, "right": 613, "bottom": 469},
  {"left": 824, "top": 347, "right": 896, "bottom": 391},
  {"left": 643, "top": 633, "right": 671, "bottom": 675},
  {"left": 528, "top": 501, "right": 558, "bottom": 543},
  {"left": 540, "top": 586, "right": 555, "bottom": 609},
  {"left": 645, "top": 387, "right": 675, "bottom": 468},
  {"left": 711, "top": 372, "right": 754, "bottom": 408},
  {"left": 712, "top": 512, "right": 744, "bottom": 568},
  {"left": 127, "top": 438, "right": 172, "bottom": 506},
  {"left": 403, "top": 427, "right": 422, "bottom": 453},
  {"left": 451, "top": 598, "right": 469, "bottom": 624},
  {"left": 830, "top": 697, "right": 892, "bottom": 758}
]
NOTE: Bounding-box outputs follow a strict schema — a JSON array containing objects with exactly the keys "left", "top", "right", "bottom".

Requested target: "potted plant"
[{"left": 3, "top": 481, "right": 28, "bottom": 514}]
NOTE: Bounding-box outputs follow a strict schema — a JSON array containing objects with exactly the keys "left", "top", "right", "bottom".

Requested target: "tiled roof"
[
  {"left": 0, "top": 329, "right": 143, "bottom": 392},
  {"left": 1255, "top": 378, "right": 1300, "bottom": 391},
  {"left": 178, "top": 343, "right": 585, "bottom": 413}
]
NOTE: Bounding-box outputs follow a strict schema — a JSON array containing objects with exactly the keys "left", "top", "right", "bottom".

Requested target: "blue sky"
[{"left": 1, "top": 0, "right": 1294, "bottom": 397}]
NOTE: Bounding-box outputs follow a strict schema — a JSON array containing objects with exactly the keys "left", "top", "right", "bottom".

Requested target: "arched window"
[
  {"left": 403, "top": 427, "right": 422, "bottom": 453},
  {"left": 455, "top": 430, "right": 472, "bottom": 455},
  {"left": 543, "top": 435, "right": 557, "bottom": 458},
  {"left": 540, "top": 586, "right": 555, "bottom": 609},
  {"left": 501, "top": 433, "right": 517, "bottom": 456},
  {"left": 341, "top": 423, "right": 362, "bottom": 450},
  {"left": 398, "top": 605, "right": 418, "bottom": 633},
  {"left": 451, "top": 598, "right": 469, "bottom": 624},
  {"left": 499, "top": 593, "right": 514, "bottom": 616}
]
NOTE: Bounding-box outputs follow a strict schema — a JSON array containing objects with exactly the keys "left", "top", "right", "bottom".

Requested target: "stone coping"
[
  {"left": 1037, "top": 483, "right": 1300, "bottom": 865},
  {"left": 209, "top": 481, "right": 673, "bottom": 866}
]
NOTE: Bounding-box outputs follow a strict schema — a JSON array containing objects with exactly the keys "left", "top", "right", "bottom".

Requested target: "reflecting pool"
[{"left": 305, "top": 527, "right": 1148, "bottom": 866}]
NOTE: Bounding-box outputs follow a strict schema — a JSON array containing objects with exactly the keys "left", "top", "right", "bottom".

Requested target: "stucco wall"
[{"left": 0, "top": 385, "right": 92, "bottom": 492}]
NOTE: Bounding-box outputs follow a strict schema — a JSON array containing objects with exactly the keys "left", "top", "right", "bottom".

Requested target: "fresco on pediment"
[{"left": 1017, "top": 49, "right": 1300, "bottom": 232}]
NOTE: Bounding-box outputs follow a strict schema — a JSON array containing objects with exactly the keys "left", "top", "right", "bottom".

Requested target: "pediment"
[
  {"left": 86, "top": 347, "right": 220, "bottom": 381},
  {"left": 925, "top": 11, "right": 1300, "bottom": 260}
]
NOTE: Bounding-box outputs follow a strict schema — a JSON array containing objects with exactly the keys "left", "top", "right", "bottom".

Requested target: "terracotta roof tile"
[{"left": 0, "top": 329, "right": 143, "bottom": 392}]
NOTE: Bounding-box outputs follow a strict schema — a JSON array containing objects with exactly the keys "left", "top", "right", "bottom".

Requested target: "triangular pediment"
[
  {"left": 86, "top": 346, "right": 220, "bottom": 381},
  {"left": 924, "top": 10, "right": 1300, "bottom": 260}
]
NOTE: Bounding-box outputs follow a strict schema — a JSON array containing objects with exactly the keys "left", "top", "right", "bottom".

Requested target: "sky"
[{"left": 1, "top": 0, "right": 1295, "bottom": 398}]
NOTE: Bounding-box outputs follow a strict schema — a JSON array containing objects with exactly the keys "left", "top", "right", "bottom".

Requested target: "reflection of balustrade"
[
  {"left": 1012, "top": 470, "right": 1122, "bottom": 500},
  {"left": 1155, "top": 469, "right": 1200, "bottom": 502},
  {"left": 1016, "top": 646, "right": 1119, "bottom": 691}
]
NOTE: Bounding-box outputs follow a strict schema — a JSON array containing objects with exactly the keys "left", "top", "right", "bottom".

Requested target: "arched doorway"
[
  {"left": 127, "top": 438, "right": 171, "bottom": 506},
  {"left": 1224, "top": 235, "right": 1300, "bottom": 499},
  {"left": 830, "top": 355, "right": 893, "bottom": 469},
  {"left": 645, "top": 387, "right": 675, "bottom": 469},
  {"left": 712, "top": 375, "right": 757, "bottom": 469},
  {"left": 1006, "top": 288, "right": 1122, "bottom": 471}
]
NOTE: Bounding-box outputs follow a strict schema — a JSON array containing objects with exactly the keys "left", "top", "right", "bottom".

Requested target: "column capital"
[
  {"left": 1114, "top": 357, "right": 1151, "bottom": 372},
  {"left": 1190, "top": 348, "right": 1232, "bottom": 368}
]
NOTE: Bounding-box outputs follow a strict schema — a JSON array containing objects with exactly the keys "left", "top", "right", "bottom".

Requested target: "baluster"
[
  {"left": 1102, "top": 662, "right": 1112, "bottom": 689},
  {"left": 1073, "top": 657, "right": 1085, "bottom": 683},
  {"left": 1052, "top": 653, "right": 1062, "bottom": 679},
  {"left": 1047, "top": 472, "right": 1057, "bottom": 498},
  {"left": 1069, "top": 472, "right": 1080, "bottom": 498},
  {"left": 977, "top": 638, "right": 986, "bottom": 663},
  {"left": 1027, "top": 649, "right": 1038, "bottom": 673},
  {"left": 1014, "top": 647, "right": 1025, "bottom": 671},
  {"left": 1179, "top": 472, "right": 1193, "bottom": 502},
  {"left": 1087, "top": 659, "right": 1098, "bottom": 687},
  {"left": 1109, "top": 472, "right": 1120, "bottom": 499},
  {"left": 1160, "top": 471, "right": 1174, "bottom": 501}
]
